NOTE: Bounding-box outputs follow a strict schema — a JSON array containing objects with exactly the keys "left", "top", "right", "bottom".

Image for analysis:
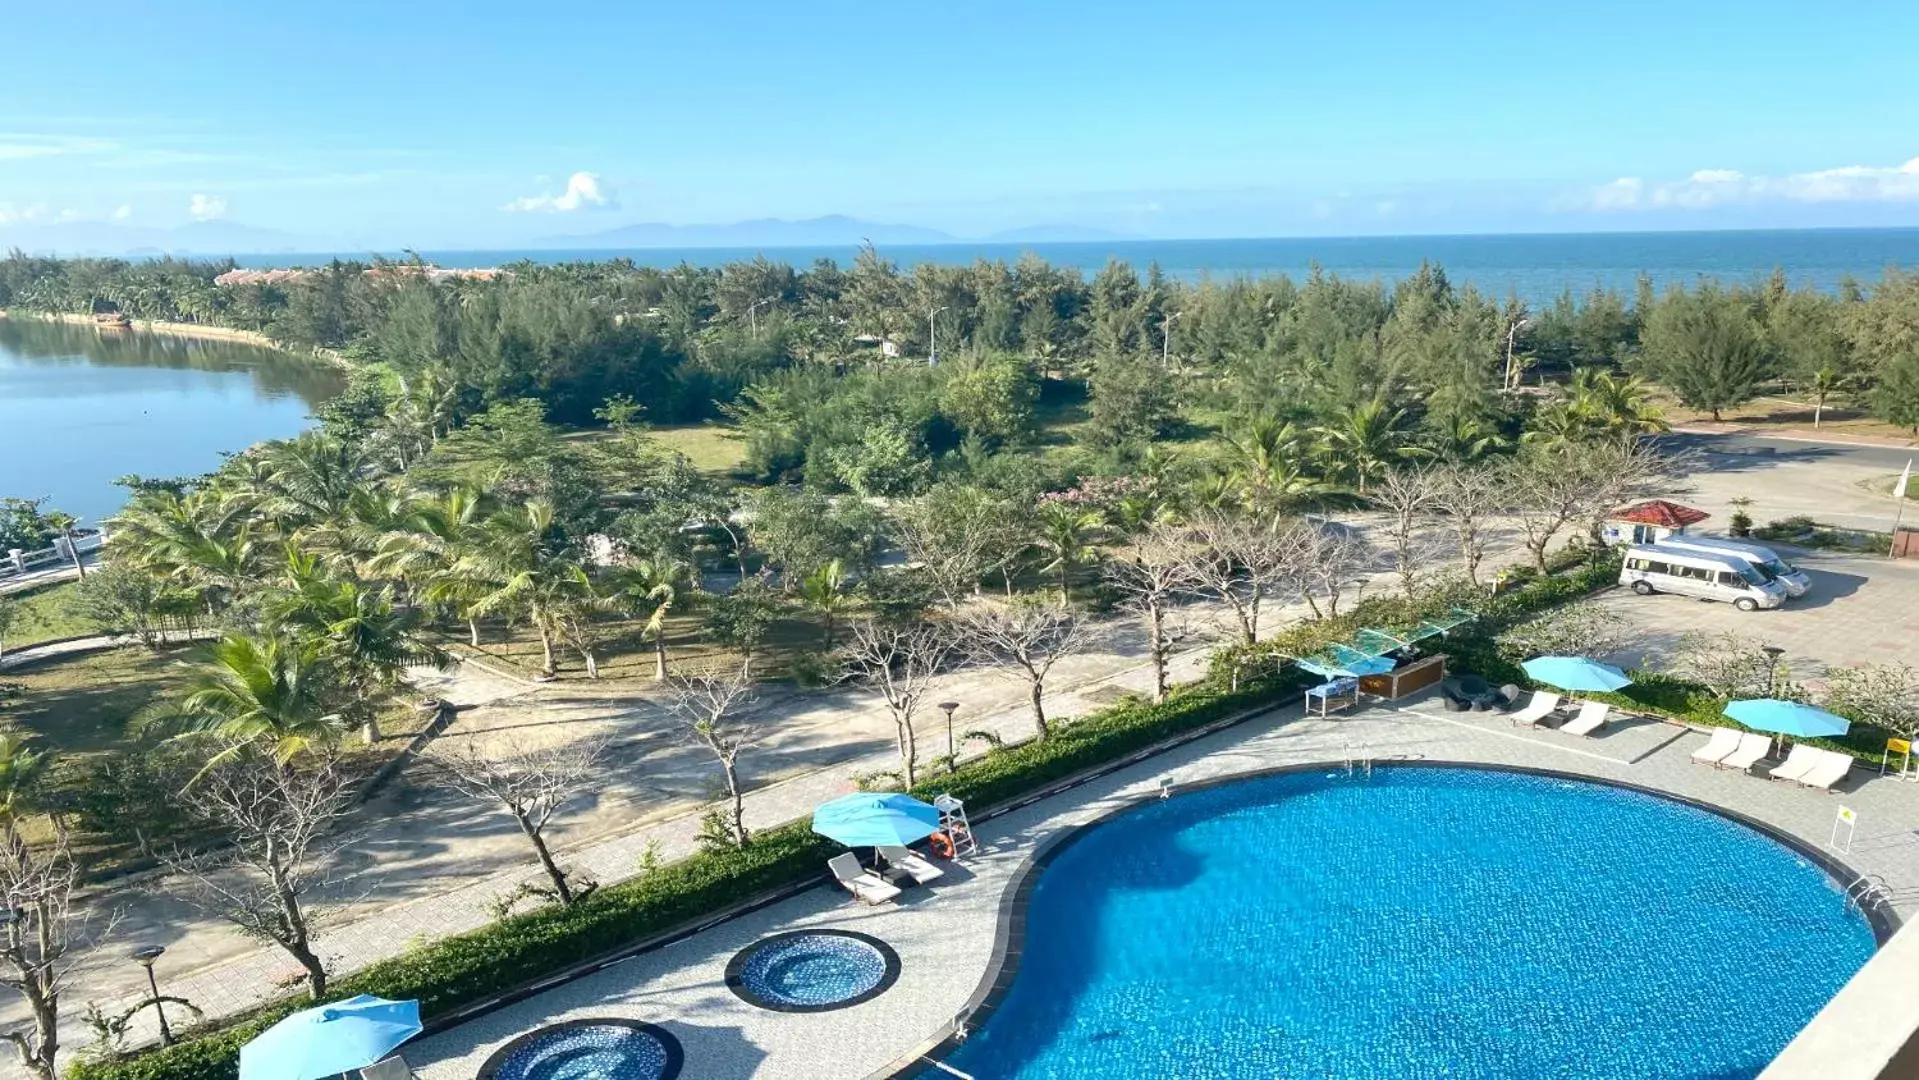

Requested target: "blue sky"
[{"left": 4, "top": 0, "right": 1918, "bottom": 248}]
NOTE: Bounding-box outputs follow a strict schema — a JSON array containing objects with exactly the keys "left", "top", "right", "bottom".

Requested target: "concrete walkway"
[{"left": 402, "top": 693, "right": 1919, "bottom": 1080}]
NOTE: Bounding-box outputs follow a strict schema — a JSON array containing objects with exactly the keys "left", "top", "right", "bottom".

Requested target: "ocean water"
[
  {"left": 238, "top": 227, "right": 1919, "bottom": 305},
  {"left": 936, "top": 767, "right": 1874, "bottom": 1080}
]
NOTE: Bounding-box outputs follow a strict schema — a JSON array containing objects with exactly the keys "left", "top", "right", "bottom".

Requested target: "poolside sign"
[{"left": 1831, "top": 806, "right": 1858, "bottom": 854}]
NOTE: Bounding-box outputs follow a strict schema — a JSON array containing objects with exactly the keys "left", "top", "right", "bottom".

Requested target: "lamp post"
[
  {"left": 1161, "top": 310, "right": 1182, "bottom": 367},
  {"left": 927, "top": 306, "right": 948, "bottom": 365},
  {"left": 745, "top": 295, "right": 777, "bottom": 341},
  {"left": 130, "top": 945, "right": 173, "bottom": 1046},
  {"left": 1502, "top": 316, "right": 1531, "bottom": 392},
  {"left": 938, "top": 701, "right": 960, "bottom": 765}
]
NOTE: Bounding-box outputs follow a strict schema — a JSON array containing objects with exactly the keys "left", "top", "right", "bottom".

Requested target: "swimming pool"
[{"left": 936, "top": 765, "right": 1877, "bottom": 1080}]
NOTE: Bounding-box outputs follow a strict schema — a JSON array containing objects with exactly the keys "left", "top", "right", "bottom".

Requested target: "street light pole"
[
  {"left": 1503, "top": 316, "right": 1531, "bottom": 392},
  {"left": 938, "top": 701, "right": 960, "bottom": 765},
  {"left": 130, "top": 945, "right": 173, "bottom": 1046},
  {"left": 746, "top": 295, "right": 776, "bottom": 341},
  {"left": 1162, "top": 310, "right": 1182, "bottom": 367},
  {"left": 928, "top": 306, "right": 948, "bottom": 365}
]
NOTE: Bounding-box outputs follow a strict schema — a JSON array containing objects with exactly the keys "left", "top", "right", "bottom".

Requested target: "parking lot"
[{"left": 1597, "top": 547, "right": 1919, "bottom": 681}]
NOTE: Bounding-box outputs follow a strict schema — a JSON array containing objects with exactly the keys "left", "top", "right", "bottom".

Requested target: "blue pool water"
[
  {"left": 732, "top": 931, "right": 894, "bottom": 1010},
  {"left": 477, "top": 1020, "right": 679, "bottom": 1080},
  {"left": 942, "top": 767, "right": 1875, "bottom": 1080}
]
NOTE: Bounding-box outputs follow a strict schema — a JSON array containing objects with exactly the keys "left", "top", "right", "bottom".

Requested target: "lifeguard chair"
[{"left": 932, "top": 794, "right": 978, "bottom": 857}]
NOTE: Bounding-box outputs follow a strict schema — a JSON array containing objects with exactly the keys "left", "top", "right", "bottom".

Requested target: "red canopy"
[{"left": 1612, "top": 500, "right": 1710, "bottom": 528}]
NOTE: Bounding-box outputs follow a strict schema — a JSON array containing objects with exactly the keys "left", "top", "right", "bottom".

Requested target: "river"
[{"left": 0, "top": 319, "right": 344, "bottom": 526}]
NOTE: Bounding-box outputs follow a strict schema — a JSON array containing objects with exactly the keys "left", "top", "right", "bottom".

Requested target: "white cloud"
[
  {"left": 1589, "top": 177, "right": 1644, "bottom": 210},
  {"left": 1579, "top": 156, "right": 1919, "bottom": 212},
  {"left": 503, "top": 171, "right": 614, "bottom": 213},
  {"left": 188, "top": 193, "right": 228, "bottom": 221},
  {"left": 0, "top": 134, "right": 117, "bottom": 161},
  {"left": 0, "top": 203, "right": 50, "bottom": 225},
  {"left": 111, "top": 204, "right": 133, "bottom": 221}
]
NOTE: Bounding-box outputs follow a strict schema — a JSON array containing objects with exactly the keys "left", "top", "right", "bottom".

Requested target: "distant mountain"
[
  {"left": 985, "top": 223, "right": 1138, "bottom": 243},
  {"left": 0, "top": 220, "right": 311, "bottom": 257},
  {"left": 537, "top": 214, "right": 959, "bottom": 250}
]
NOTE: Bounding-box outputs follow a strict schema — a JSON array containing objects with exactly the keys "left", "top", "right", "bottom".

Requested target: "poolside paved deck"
[{"left": 405, "top": 696, "right": 1919, "bottom": 1080}]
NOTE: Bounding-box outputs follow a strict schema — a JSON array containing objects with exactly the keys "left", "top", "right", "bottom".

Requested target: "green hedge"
[{"left": 75, "top": 555, "right": 1624, "bottom": 1080}]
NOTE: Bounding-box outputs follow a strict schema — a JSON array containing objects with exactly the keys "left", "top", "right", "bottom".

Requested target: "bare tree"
[
  {"left": 1369, "top": 466, "right": 1447, "bottom": 596},
  {"left": 1496, "top": 601, "right": 1631, "bottom": 661},
  {"left": 1182, "top": 511, "right": 1293, "bottom": 645},
  {"left": 1579, "top": 441, "right": 1696, "bottom": 543},
  {"left": 0, "top": 833, "right": 89, "bottom": 1080},
  {"left": 1103, "top": 528, "right": 1201, "bottom": 702},
  {"left": 1666, "top": 631, "right": 1782, "bottom": 700},
  {"left": 1503, "top": 450, "right": 1601, "bottom": 574},
  {"left": 957, "top": 598, "right": 1098, "bottom": 740},
  {"left": 1279, "top": 520, "right": 1378, "bottom": 620},
  {"left": 842, "top": 620, "right": 956, "bottom": 784},
  {"left": 428, "top": 734, "right": 610, "bottom": 905},
  {"left": 662, "top": 669, "right": 760, "bottom": 846},
  {"left": 1431, "top": 462, "right": 1502, "bottom": 586},
  {"left": 167, "top": 752, "right": 355, "bottom": 999},
  {"left": 1824, "top": 664, "right": 1919, "bottom": 738},
  {"left": 892, "top": 492, "right": 1025, "bottom": 605}
]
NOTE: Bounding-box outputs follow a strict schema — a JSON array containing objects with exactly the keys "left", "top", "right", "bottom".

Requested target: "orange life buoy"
[{"left": 927, "top": 831, "right": 956, "bottom": 859}]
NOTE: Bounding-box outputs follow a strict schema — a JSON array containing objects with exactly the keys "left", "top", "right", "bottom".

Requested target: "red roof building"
[{"left": 1612, "top": 500, "right": 1710, "bottom": 528}]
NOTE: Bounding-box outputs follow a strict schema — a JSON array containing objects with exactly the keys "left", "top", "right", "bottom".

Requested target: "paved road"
[{"left": 1661, "top": 431, "right": 1915, "bottom": 535}]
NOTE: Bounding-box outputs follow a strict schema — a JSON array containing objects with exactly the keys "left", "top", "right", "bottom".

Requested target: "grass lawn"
[
  {"left": 564, "top": 421, "right": 751, "bottom": 476},
  {"left": 3, "top": 644, "right": 190, "bottom": 758},
  {"left": 2, "top": 578, "right": 95, "bottom": 650}
]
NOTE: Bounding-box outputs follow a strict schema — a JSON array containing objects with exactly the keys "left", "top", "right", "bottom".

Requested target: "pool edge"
[{"left": 878, "top": 758, "right": 1899, "bottom": 1080}]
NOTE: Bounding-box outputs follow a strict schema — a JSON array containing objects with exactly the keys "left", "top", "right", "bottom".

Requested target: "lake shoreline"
[{"left": 0, "top": 310, "right": 352, "bottom": 369}]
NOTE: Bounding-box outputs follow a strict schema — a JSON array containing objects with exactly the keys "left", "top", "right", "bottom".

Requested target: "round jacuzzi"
[
  {"left": 725, "top": 929, "right": 901, "bottom": 1012},
  {"left": 476, "top": 1018, "right": 683, "bottom": 1080}
]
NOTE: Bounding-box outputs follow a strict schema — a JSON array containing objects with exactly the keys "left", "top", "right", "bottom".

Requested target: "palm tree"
[
  {"left": 254, "top": 432, "right": 370, "bottom": 527},
  {"left": 268, "top": 555, "right": 448, "bottom": 742},
  {"left": 1568, "top": 368, "right": 1667, "bottom": 439},
  {"left": 439, "top": 501, "right": 580, "bottom": 678},
  {"left": 1032, "top": 500, "right": 1105, "bottom": 601},
  {"left": 1314, "top": 398, "right": 1417, "bottom": 494},
  {"left": 0, "top": 734, "right": 48, "bottom": 855},
  {"left": 1425, "top": 412, "right": 1510, "bottom": 461},
  {"left": 797, "top": 559, "right": 850, "bottom": 647},
  {"left": 1520, "top": 401, "right": 1594, "bottom": 451},
  {"left": 137, "top": 632, "right": 345, "bottom": 774},
  {"left": 39, "top": 510, "right": 86, "bottom": 579},
  {"left": 615, "top": 558, "right": 692, "bottom": 679}
]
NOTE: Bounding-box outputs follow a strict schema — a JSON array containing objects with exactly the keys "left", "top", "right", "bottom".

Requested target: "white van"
[
  {"left": 1619, "top": 544, "right": 1788, "bottom": 611},
  {"left": 1655, "top": 535, "right": 1811, "bottom": 597}
]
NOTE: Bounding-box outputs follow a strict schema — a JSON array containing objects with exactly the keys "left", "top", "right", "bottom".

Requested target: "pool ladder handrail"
[
  {"left": 1343, "top": 742, "right": 1374, "bottom": 779},
  {"left": 1843, "top": 873, "right": 1894, "bottom": 914}
]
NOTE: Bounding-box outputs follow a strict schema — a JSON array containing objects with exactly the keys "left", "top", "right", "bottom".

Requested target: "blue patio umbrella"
[
  {"left": 1521, "top": 656, "right": 1634, "bottom": 694},
  {"left": 1724, "top": 699, "right": 1851, "bottom": 739},
  {"left": 240, "top": 995, "right": 421, "bottom": 1080},
  {"left": 811, "top": 792, "right": 940, "bottom": 848}
]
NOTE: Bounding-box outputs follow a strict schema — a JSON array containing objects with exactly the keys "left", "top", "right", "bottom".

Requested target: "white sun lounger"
[
  {"left": 1560, "top": 701, "right": 1611, "bottom": 737},
  {"left": 828, "top": 853, "right": 902, "bottom": 905},
  {"left": 1509, "top": 691, "right": 1561, "bottom": 728},
  {"left": 879, "top": 845, "right": 945, "bottom": 885},
  {"left": 1717, "top": 732, "right": 1774, "bottom": 773},
  {"left": 1691, "top": 728, "right": 1744, "bottom": 766},
  {"left": 1797, "top": 750, "right": 1854, "bottom": 793},
  {"left": 1766, "top": 744, "right": 1822, "bottom": 783}
]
